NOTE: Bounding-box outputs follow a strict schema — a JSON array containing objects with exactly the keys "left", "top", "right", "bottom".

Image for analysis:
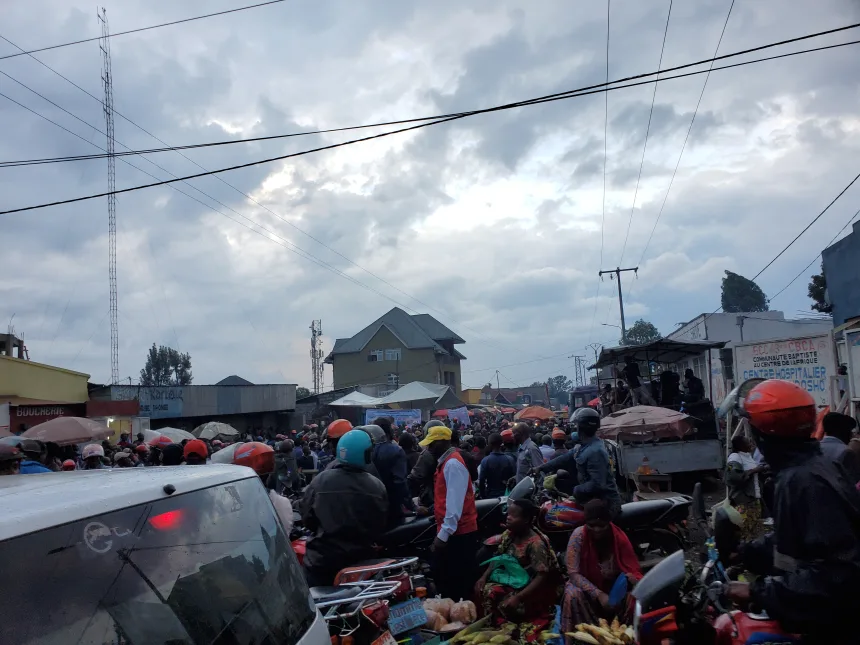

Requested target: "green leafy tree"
[
  {"left": 296, "top": 386, "right": 311, "bottom": 399},
  {"left": 623, "top": 319, "right": 661, "bottom": 346},
  {"left": 140, "top": 344, "right": 192, "bottom": 386},
  {"left": 807, "top": 263, "right": 832, "bottom": 314},
  {"left": 721, "top": 270, "right": 768, "bottom": 313},
  {"left": 546, "top": 375, "right": 574, "bottom": 401}
]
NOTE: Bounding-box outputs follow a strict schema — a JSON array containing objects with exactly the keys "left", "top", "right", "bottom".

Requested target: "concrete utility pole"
[{"left": 598, "top": 266, "right": 638, "bottom": 342}]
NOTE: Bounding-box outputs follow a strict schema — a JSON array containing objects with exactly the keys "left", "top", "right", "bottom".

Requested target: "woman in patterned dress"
[
  {"left": 561, "top": 500, "right": 642, "bottom": 641},
  {"left": 476, "top": 499, "right": 561, "bottom": 640}
]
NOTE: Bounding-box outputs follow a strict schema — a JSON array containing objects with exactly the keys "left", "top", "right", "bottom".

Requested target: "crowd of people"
[{"left": 3, "top": 378, "right": 860, "bottom": 643}]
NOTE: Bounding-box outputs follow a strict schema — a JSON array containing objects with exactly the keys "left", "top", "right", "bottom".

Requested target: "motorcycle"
[
  {"left": 631, "top": 486, "right": 795, "bottom": 645},
  {"left": 311, "top": 558, "right": 428, "bottom": 645},
  {"left": 483, "top": 475, "right": 691, "bottom": 568}
]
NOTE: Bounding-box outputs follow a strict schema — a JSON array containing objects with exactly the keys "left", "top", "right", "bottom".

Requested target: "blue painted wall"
[{"left": 822, "top": 221, "right": 860, "bottom": 327}]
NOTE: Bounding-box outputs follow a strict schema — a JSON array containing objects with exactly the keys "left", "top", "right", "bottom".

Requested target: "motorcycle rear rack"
[
  {"left": 316, "top": 580, "right": 402, "bottom": 618},
  {"left": 339, "top": 556, "right": 419, "bottom": 577}
]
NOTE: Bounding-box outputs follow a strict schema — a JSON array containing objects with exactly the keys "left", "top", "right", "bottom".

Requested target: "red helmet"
[
  {"left": 183, "top": 439, "right": 209, "bottom": 460},
  {"left": 233, "top": 441, "right": 275, "bottom": 475},
  {"left": 501, "top": 429, "right": 515, "bottom": 444},
  {"left": 326, "top": 419, "right": 353, "bottom": 440},
  {"left": 551, "top": 428, "right": 566, "bottom": 440},
  {"left": 742, "top": 379, "right": 816, "bottom": 438},
  {"left": 61, "top": 459, "right": 76, "bottom": 471}
]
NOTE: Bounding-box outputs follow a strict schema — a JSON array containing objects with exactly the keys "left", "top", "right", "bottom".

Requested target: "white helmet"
[{"left": 82, "top": 444, "right": 105, "bottom": 459}]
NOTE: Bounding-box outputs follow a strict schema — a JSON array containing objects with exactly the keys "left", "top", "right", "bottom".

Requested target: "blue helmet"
[{"left": 337, "top": 429, "right": 373, "bottom": 468}]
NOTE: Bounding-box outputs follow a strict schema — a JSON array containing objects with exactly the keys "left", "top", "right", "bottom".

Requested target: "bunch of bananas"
[{"left": 565, "top": 619, "right": 634, "bottom": 645}]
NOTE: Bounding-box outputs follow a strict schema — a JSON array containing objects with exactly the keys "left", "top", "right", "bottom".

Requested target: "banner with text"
[
  {"left": 365, "top": 408, "right": 423, "bottom": 427},
  {"left": 733, "top": 334, "right": 835, "bottom": 407}
]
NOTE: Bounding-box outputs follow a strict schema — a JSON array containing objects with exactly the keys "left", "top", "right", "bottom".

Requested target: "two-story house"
[{"left": 325, "top": 308, "right": 466, "bottom": 397}]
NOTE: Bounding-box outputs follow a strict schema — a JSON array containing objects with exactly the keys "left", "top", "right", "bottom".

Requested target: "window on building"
[
  {"left": 385, "top": 349, "right": 402, "bottom": 361},
  {"left": 443, "top": 371, "right": 456, "bottom": 388},
  {"left": 692, "top": 356, "right": 704, "bottom": 381},
  {"left": 367, "top": 350, "right": 383, "bottom": 362},
  {"left": 387, "top": 373, "right": 399, "bottom": 387}
]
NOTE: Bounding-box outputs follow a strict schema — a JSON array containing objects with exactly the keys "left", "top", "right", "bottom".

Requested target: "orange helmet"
[
  {"left": 551, "top": 428, "right": 566, "bottom": 440},
  {"left": 232, "top": 441, "right": 275, "bottom": 476},
  {"left": 742, "top": 379, "right": 816, "bottom": 438},
  {"left": 501, "top": 429, "right": 515, "bottom": 444},
  {"left": 326, "top": 419, "right": 353, "bottom": 440}
]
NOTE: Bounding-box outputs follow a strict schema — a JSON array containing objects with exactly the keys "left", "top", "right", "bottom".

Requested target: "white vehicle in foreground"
[{"left": 0, "top": 464, "right": 329, "bottom": 645}]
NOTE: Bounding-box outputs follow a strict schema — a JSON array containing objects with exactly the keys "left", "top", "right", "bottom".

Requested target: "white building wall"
[{"left": 667, "top": 312, "right": 831, "bottom": 404}]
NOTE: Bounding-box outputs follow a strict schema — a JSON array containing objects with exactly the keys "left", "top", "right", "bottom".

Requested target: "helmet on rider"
[
  {"left": 61, "top": 459, "right": 77, "bottom": 471},
  {"left": 0, "top": 443, "right": 24, "bottom": 475},
  {"left": 572, "top": 407, "right": 600, "bottom": 436},
  {"left": 501, "top": 428, "right": 515, "bottom": 444},
  {"left": 551, "top": 428, "right": 566, "bottom": 441},
  {"left": 337, "top": 429, "right": 374, "bottom": 468},
  {"left": 741, "top": 379, "right": 816, "bottom": 438},
  {"left": 183, "top": 439, "right": 209, "bottom": 465},
  {"left": 232, "top": 441, "right": 275, "bottom": 476},
  {"left": 356, "top": 424, "right": 387, "bottom": 446},
  {"left": 325, "top": 419, "right": 353, "bottom": 442}
]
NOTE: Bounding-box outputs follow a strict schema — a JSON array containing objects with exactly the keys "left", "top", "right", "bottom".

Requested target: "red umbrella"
[
  {"left": 501, "top": 407, "right": 516, "bottom": 415},
  {"left": 587, "top": 397, "right": 601, "bottom": 407},
  {"left": 148, "top": 435, "right": 175, "bottom": 449},
  {"left": 432, "top": 409, "right": 449, "bottom": 418},
  {"left": 514, "top": 406, "right": 554, "bottom": 421}
]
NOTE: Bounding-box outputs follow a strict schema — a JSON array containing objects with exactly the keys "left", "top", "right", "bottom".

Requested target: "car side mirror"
[{"left": 692, "top": 482, "right": 706, "bottom": 521}]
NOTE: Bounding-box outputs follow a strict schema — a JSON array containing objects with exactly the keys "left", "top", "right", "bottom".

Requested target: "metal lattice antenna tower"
[
  {"left": 98, "top": 8, "right": 119, "bottom": 384},
  {"left": 310, "top": 320, "right": 324, "bottom": 394}
]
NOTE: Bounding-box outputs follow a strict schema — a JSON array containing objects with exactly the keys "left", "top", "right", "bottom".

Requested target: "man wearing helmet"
[
  {"left": 300, "top": 429, "right": 388, "bottom": 587},
  {"left": 533, "top": 407, "right": 621, "bottom": 516},
  {"left": 725, "top": 380, "right": 860, "bottom": 643}
]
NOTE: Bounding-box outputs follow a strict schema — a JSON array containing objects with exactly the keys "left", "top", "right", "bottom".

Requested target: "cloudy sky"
[{"left": 1, "top": 0, "right": 859, "bottom": 389}]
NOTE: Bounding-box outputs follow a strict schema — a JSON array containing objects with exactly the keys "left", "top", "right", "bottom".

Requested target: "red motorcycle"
[{"left": 632, "top": 494, "right": 797, "bottom": 645}]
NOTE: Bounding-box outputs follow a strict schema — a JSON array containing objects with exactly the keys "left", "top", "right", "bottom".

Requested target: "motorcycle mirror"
[{"left": 692, "top": 482, "right": 706, "bottom": 521}]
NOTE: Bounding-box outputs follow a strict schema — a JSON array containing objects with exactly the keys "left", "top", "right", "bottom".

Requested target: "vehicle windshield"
[{"left": 2, "top": 477, "right": 315, "bottom": 644}]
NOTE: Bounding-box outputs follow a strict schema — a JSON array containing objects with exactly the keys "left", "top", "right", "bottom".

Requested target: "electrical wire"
[
  {"left": 2, "top": 21, "right": 859, "bottom": 170},
  {"left": 634, "top": 0, "right": 736, "bottom": 277},
  {"left": 617, "top": 0, "right": 673, "bottom": 266},
  {"left": 5, "top": 31, "right": 858, "bottom": 218},
  {"left": 0, "top": 0, "right": 289, "bottom": 62},
  {"left": 769, "top": 207, "right": 860, "bottom": 302},
  {"left": 0, "top": 35, "right": 512, "bottom": 355}
]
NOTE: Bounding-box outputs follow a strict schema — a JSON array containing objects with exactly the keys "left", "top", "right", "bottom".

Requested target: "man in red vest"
[{"left": 420, "top": 424, "right": 479, "bottom": 600}]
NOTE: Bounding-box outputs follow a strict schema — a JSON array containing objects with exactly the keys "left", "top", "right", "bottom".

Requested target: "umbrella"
[
  {"left": 21, "top": 417, "right": 112, "bottom": 446},
  {"left": 193, "top": 422, "right": 239, "bottom": 440},
  {"left": 514, "top": 406, "right": 554, "bottom": 421},
  {"left": 500, "top": 407, "right": 516, "bottom": 415},
  {"left": 155, "top": 427, "right": 196, "bottom": 443},
  {"left": 432, "top": 410, "right": 449, "bottom": 418},
  {"left": 587, "top": 397, "right": 601, "bottom": 408},
  {"left": 597, "top": 405, "right": 693, "bottom": 441},
  {"left": 210, "top": 442, "right": 245, "bottom": 464},
  {"left": 148, "top": 435, "right": 176, "bottom": 449}
]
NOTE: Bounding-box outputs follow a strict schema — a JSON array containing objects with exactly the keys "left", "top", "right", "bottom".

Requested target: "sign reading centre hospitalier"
[{"left": 733, "top": 333, "right": 836, "bottom": 407}]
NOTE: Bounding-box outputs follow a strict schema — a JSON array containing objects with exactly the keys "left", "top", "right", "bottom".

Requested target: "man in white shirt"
[{"left": 420, "top": 425, "right": 479, "bottom": 600}]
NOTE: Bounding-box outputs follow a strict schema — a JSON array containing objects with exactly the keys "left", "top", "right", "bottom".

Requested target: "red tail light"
[{"left": 149, "top": 509, "right": 184, "bottom": 530}]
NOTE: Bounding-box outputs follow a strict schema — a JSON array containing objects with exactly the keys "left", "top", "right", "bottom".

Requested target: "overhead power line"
[
  {"left": 2, "top": 22, "right": 859, "bottom": 170},
  {"left": 770, "top": 207, "right": 860, "bottom": 302},
  {"left": 634, "top": 0, "right": 736, "bottom": 275},
  {"left": 0, "top": 34, "right": 512, "bottom": 356},
  {"left": 3, "top": 28, "right": 859, "bottom": 217},
  {"left": 0, "top": 0, "right": 288, "bottom": 61}
]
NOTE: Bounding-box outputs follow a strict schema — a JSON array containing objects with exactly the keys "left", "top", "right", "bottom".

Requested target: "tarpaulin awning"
[
  {"left": 375, "top": 382, "right": 464, "bottom": 408},
  {"left": 328, "top": 392, "right": 380, "bottom": 407},
  {"left": 589, "top": 338, "right": 727, "bottom": 370},
  {"left": 597, "top": 405, "right": 693, "bottom": 441},
  {"left": 514, "top": 406, "right": 554, "bottom": 421}
]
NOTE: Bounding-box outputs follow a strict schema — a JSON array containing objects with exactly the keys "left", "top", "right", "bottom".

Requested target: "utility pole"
[
  {"left": 572, "top": 355, "right": 586, "bottom": 387},
  {"left": 598, "top": 266, "right": 638, "bottom": 343},
  {"left": 99, "top": 7, "right": 119, "bottom": 385},
  {"left": 310, "top": 320, "right": 324, "bottom": 394}
]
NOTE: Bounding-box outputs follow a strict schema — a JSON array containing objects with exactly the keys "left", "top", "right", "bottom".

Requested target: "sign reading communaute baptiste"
[{"left": 733, "top": 333, "right": 836, "bottom": 407}]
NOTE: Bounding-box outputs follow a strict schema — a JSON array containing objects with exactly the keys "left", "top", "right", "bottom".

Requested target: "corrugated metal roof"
[
  {"left": 410, "top": 314, "right": 464, "bottom": 343},
  {"left": 329, "top": 307, "right": 453, "bottom": 356}
]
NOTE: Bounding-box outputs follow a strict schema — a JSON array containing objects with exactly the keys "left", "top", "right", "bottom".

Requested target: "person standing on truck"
[{"left": 622, "top": 356, "right": 654, "bottom": 405}]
